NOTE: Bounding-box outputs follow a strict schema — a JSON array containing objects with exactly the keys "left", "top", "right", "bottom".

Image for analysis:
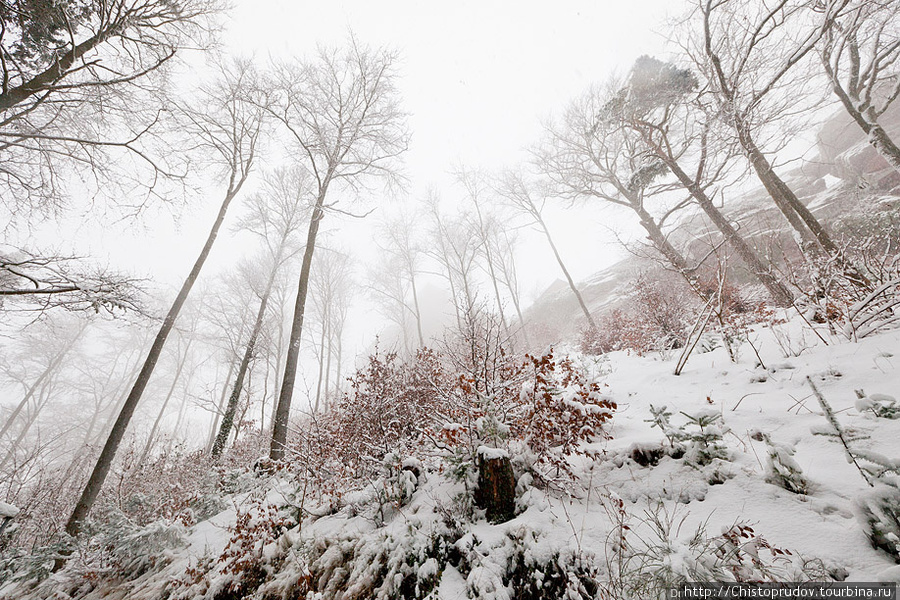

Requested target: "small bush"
[{"left": 580, "top": 271, "right": 696, "bottom": 356}]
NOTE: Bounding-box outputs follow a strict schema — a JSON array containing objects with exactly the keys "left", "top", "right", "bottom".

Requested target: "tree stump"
[{"left": 474, "top": 446, "right": 516, "bottom": 524}]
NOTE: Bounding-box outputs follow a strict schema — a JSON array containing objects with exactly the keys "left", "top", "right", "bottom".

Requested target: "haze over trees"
[{"left": 1, "top": 0, "right": 900, "bottom": 597}]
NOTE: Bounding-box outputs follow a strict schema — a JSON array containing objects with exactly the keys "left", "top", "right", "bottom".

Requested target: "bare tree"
[
  {"left": 62, "top": 60, "right": 266, "bottom": 544},
  {"left": 485, "top": 220, "right": 530, "bottom": 348},
  {"left": 137, "top": 330, "right": 194, "bottom": 465},
  {"left": 819, "top": 0, "right": 900, "bottom": 173},
  {"left": 0, "top": 247, "right": 143, "bottom": 315},
  {"left": 682, "top": 0, "right": 853, "bottom": 261},
  {"left": 211, "top": 167, "right": 311, "bottom": 458},
  {"left": 614, "top": 56, "right": 795, "bottom": 306},
  {"left": 495, "top": 171, "right": 599, "bottom": 330},
  {"left": 0, "top": 0, "right": 221, "bottom": 217},
  {"left": 378, "top": 212, "right": 426, "bottom": 348},
  {"left": 309, "top": 249, "right": 352, "bottom": 413},
  {"left": 0, "top": 318, "right": 88, "bottom": 443},
  {"left": 0, "top": 319, "right": 90, "bottom": 469},
  {"left": 368, "top": 252, "right": 417, "bottom": 352},
  {"left": 455, "top": 167, "right": 512, "bottom": 340},
  {"left": 426, "top": 195, "right": 483, "bottom": 335},
  {"left": 533, "top": 83, "right": 707, "bottom": 322},
  {"left": 266, "top": 40, "right": 409, "bottom": 461}
]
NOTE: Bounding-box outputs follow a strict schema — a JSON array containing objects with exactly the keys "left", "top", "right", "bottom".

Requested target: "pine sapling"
[
  {"left": 756, "top": 432, "right": 809, "bottom": 495},
  {"left": 855, "top": 389, "right": 900, "bottom": 420},
  {"left": 680, "top": 410, "right": 730, "bottom": 466},
  {"left": 807, "top": 377, "right": 874, "bottom": 487},
  {"left": 646, "top": 404, "right": 682, "bottom": 448}
]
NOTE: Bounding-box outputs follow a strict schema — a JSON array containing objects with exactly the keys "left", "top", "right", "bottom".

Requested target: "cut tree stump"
[{"left": 474, "top": 446, "right": 516, "bottom": 524}]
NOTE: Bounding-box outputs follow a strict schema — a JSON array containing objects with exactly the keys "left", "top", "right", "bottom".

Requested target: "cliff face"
[
  {"left": 813, "top": 98, "right": 900, "bottom": 189},
  {"left": 523, "top": 105, "right": 900, "bottom": 344}
]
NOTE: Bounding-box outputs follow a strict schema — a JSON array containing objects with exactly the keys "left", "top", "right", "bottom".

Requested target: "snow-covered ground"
[{"left": 7, "top": 316, "right": 900, "bottom": 600}]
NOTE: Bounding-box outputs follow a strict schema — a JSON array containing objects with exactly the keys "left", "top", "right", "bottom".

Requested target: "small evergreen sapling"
[
  {"left": 679, "top": 410, "right": 730, "bottom": 466},
  {"left": 855, "top": 389, "right": 900, "bottom": 420},
  {"left": 646, "top": 404, "right": 681, "bottom": 449},
  {"left": 753, "top": 431, "right": 809, "bottom": 495},
  {"left": 645, "top": 405, "right": 730, "bottom": 466},
  {"left": 809, "top": 377, "right": 900, "bottom": 560}
]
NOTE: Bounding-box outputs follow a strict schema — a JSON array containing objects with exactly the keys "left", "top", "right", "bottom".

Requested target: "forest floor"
[{"left": 7, "top": 315, "right": 900, "bottom": 599}]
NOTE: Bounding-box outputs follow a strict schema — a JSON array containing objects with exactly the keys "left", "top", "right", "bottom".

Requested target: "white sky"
[
  {"left": 13, "top": 1, "right": 688, "bottom": 407},
  {"left": 216, "top": 0, "right": 683, "bottom": 291}
]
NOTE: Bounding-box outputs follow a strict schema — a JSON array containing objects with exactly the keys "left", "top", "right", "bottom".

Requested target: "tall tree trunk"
[
  {"left": 484, "top": 250, "right": 511, "bottom": 341},
  {"left": 536, "top": 215, "right": 597, "bottom": 330},
  {"left": 138, "top": 337, "right": 193, "bottom": 465},
  {"left": 64, "top": 182, "right": 244, "bottom": 541},
  {"left": 509, "top": 291, "right": 530, "bottom": 348},
  {"left": 662, "top": 155, "right": 795, "bottom": 307},
  {"left": 323, "top": 318, "right": 333, "bottom": 410},
  {"left": 334, "top": 333, "right": 343, "bottom": 401},
  {"left": 166, "top": 369, "right": 195, "bottom": 454},
  {"left": 313, "top": 308, "right": 328, "bottom": 414},
  {"left": 232, "top": 369, "right": 252, "bottom": 445},
  {"left": 270, "top": 193, "right": 326, "bottom": 461},
  {"left": 206, "top": 358, "right": 236, "bottom": 453},
  {"left": 212, "top": 268, "right": 278, "bottom": 458},
  {"left": 409, "top": 273, "right": 424, "bottom": 347},
  {"left": 0, "top": 321, "right": 86, "bottom": 440}
]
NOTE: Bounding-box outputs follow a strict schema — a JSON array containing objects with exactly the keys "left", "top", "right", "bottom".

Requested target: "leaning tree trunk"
[
  {"left": 632, "top": 203, "right": 692, "bottom": 275},
  {"left": 206, "top": 358, "right": 236, "bottom": 453},
  {"left": 63, "top": 182, "right": 244, "bottom": 543},
  {"left": 866, "top": 123, "right": 900, "bottom": 174},
  {"left": 138, "top": 337, "right": 193, "bottom": 466},
  {"left": 741, "top": 127, "right": 871, "bottom": 289},
  {"left": 536, "top": 215, "right": 597, "bottom": 330},
  {"left": 662, "top": 156, "right": 795, "bottom": 307},
  {"left": 738, "top": 124, "right": 843, "bottom": 255},
  {"left": 823, "top": 57, "right": 900, "bottom": 176},
  {"left": 0, "top": 321, "right": 86, "bottom": 440},
  {"left": 270, "top": 193, "right": 326, "bottom": 461},
  {"left": 212, "top": 265, "right": 279, "bottom": 458}
]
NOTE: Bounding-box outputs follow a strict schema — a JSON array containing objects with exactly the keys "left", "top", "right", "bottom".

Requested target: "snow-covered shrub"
[
  {"left": 170, "top": 497, "right": 296, "bottom": 600},
  {"left": 303, "top": 519, "right": 456, "bottom": 600},
  {"left": 645, "top": 406, "right": 729, "bottom": 467},
  {"left": 855, "top": 391, "right": 900, "bottom": 419},
  {"left": 809, "top": 378, "right": 900, "bottom": 560},
  {"left": 93, "top": 444, "right": 233, "bottom": 532},
  {"left": 754, "top": 432, "right": 809, "bottom": 495},
  {"left": 461, "top": 526, "right": 600, "bottom": 600},
  {"left": 646, "top": 405, "right": 680, "bottom": 449},
  {"left": 510, "top": 349, "right": 615, "bottom": 484},
  {"left": 88, "top": 507, "right": 188, "bottom": 578},
  {"left": 858, "top": 485, "right": 900, "bottom": 561},
  {"left": 580, "top": 271, "right": 696, "bottom": 356},
  {"left": 284, "top": 319, "right": 614, "bottom": 523},
  {"left": 289, "top": 346, "right": 451, "bottom": 504},
  {"left": 603, "top": 499, "right": 831, "bottom": 599},
  {"left": 678, "top": 411, "right": 730, "bottom": 466},
  {"left": 0, "top": 536, "right": 73, "bottom": 589},
  {"left": 832, "top": 203, "right": 900, "bottom": 287}
]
